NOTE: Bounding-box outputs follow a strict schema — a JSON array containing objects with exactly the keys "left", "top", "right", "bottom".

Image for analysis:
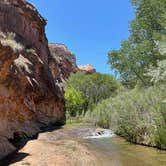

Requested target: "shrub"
[
  {"left": 65, "top": 88, "right": 87, "bottom": 118},
  {"left": 65, "top": 71, "right": 119, "bottom": 112},
  {"left": 25, "top": 48, "right": 36, "bottom": 54},
  {"left": 0, "top": 32, "right": 24, "bottom": 52},
  {"left": 85, "top": 85, "right": 166, "bottom": 149}
]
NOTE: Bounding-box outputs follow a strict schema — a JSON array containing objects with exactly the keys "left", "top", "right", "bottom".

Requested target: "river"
[
  {"left": 3, "top": 125, "right": 166, "bottom": 166},
  {"left": 84, "top": 136, "right": 166, "bottom": 166}
]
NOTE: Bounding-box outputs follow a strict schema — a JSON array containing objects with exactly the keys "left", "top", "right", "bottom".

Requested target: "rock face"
[
  {"left": 0, "top": 0, "right": 66, "bottom": 160},
  {"left": 49, "top": 43, "right": 77, "bottom": 82},
  {"left": 0, "top": 0, "right": 49, "bottom": 63},
  {"left": 78, "top": 64, "right": 96, "bottom": 74}
]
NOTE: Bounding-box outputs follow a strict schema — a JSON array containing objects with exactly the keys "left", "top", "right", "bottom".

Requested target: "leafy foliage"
[
  {"left": 85, "top": 85, "right": 166, "bottom": 149},
  {"left": 108, "top": 0, "right": 166, "bottom": 86},
  {"left": 64, "top": 71, "right": 119, "bottom": 118},
  {"left": 0, "top": 32, "right": 24, "bottom": 52},
  {"left": 146, "top": 60, "right": 166, "bottom": 83},
  {"left": 65, "top": 88, "right": 86, "bottom": 118},
  {"left": 25, "top": 48, "right": 36, "bottom": 54}
]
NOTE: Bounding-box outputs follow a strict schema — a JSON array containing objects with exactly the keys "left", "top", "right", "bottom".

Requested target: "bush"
[
  {"left": 0, "top": 32, "right": 24, "bottom": 52},
  {"left": 25, "top": 48, "right": 36, "bottom": 54},
  {"left": 65, "top": 88, "right": 87, "bottom": 118},
  {"left": 85, "top": 85, "right": 166, "bottom": 149},
  {"left": 65, "top": 71, "right": 119, "bottom": 111}
]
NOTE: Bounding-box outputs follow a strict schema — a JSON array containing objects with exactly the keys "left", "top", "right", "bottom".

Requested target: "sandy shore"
[{"left": 6, "top": 124, "right": 102, "bottom": 166}]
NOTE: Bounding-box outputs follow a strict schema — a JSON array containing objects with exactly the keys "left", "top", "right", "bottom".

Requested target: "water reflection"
[{"left": 85, "top": 136, "right": 166, "bottom": 166}]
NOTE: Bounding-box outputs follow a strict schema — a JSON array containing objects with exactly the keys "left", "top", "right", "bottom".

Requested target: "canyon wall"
[
  {"left": 0, "top": 0, "right": 74, "bottom": 159},
  {"left": 49, "top": 43, "right": 77, "bottom": 82}
]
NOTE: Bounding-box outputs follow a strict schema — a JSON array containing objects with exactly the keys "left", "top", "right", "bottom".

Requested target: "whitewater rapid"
[{"left": 84, "top": 129, "right": 115, "bottom": 139}]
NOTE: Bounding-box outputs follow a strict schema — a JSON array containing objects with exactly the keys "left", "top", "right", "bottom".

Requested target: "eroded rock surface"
[
  {"left": 49, "top": 43, "right": 77, "bottom": 82},
  {"left": 0, "top": 0, "right": 49, "bottom": 62},
  {"left": 0, "top": 0, "right": 66, "bottom": 160}
]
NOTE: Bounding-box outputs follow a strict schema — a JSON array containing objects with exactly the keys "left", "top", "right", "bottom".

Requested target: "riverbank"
[
  {"left": 2, "top": 123, "right": 166, "bottom": 166},
  {"left": 2, "top": 124, "right": 101, "bottom": 166}
]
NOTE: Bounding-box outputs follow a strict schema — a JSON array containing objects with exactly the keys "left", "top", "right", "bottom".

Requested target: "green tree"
[
  {"left": 64, "top": 71, "right": 119, "bottom": 114},
  {"left": 65, "top": 88, "right": 86, "bottom": 117},
  {"left": 108, "top": 0, "right": 166, "bottom": 86}
]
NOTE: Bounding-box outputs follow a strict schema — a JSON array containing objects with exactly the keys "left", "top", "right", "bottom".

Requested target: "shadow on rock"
[{"left": 0, "top": 152, "right": 29, "bottom": 166}]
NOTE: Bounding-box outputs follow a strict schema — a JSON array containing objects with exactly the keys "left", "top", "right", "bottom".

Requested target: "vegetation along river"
[{"left": 85, "top": 136, "right": 166, "bottom": 166}]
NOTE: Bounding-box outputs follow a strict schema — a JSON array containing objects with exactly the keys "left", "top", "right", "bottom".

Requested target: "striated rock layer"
[
  {"left": 49, "top": 43, "right": 77, "bottom": 82},
  {"left": 0, "top": 0, "right": 70, "bottom": 160}
]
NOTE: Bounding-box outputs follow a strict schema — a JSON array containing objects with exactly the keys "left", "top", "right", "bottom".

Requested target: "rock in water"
[{"left": 0, "top": 0, "right": 68, "bottom": 159}]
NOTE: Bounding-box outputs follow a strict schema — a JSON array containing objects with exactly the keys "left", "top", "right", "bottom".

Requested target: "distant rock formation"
[
  {"left": 0, "top": 0, "right": 68, "bottom": 160},
  {"left": 78, "top": 64, "right": 96, "bottom": 74},
  {"left": 49, "top": 43, "right": 78, "bottom": 82}
]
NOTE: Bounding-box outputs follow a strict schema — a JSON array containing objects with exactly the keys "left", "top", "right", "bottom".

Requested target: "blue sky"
[{"left": 28, "top": 0, "right": 134, "bottom": 74}]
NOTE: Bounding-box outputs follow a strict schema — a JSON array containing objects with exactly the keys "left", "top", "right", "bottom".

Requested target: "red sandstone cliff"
[
  {"left": 49, "top": 43, "right": 78, "bottom": 82},
  {"left": 78, "top": 64, "right": 96, "bottom": 74},
  {"left": 0, "top": 0, "right": 66, "bottom": 159}
]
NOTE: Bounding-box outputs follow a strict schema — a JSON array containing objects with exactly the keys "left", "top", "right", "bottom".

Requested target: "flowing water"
[
  {"left": 84, "top": 130, "right": 166, "bottom": 166},
  {"left": 3, "top": 126, "right": 166, "bottom": 166}
]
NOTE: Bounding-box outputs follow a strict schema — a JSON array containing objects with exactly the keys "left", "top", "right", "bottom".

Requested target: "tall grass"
[{"left": 85, "top": 85, "right": 166, "bottom": 149}]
